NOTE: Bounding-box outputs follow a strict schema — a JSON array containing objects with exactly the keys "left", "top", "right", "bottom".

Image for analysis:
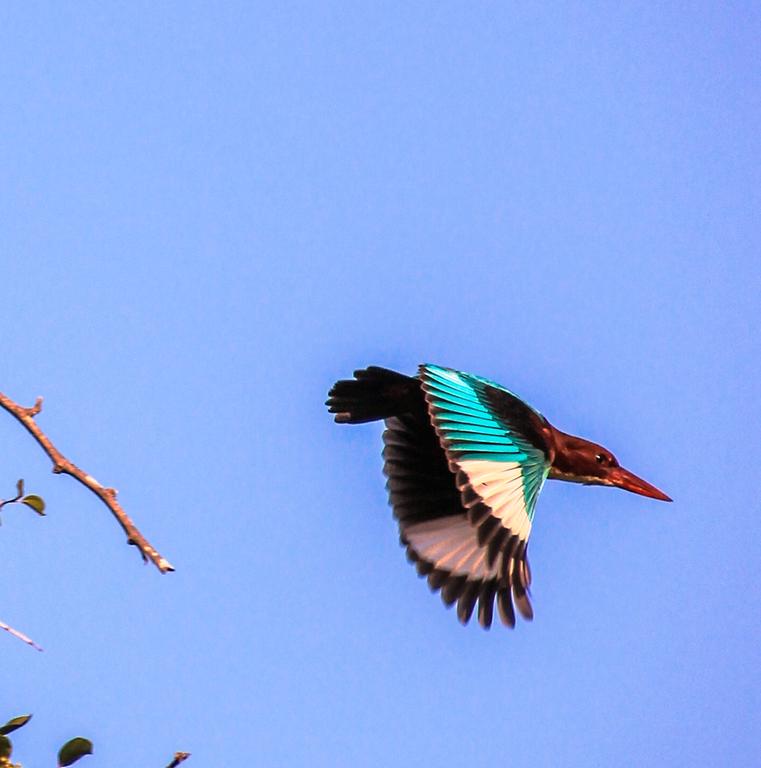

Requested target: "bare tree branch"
[
  {"left": 166, "top": 752, "right": 191, "bottom": 767},
  {"left": 0, "top": 391, "right": 174, "bottom": 573},
  {"left": 0, "top": 618, "right": 43, "bottom": 651}
]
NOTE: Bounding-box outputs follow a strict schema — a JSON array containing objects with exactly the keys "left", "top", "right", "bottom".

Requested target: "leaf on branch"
[
  {"left": 21, "top": 494, "right": 46, "bottom": 515},
  {"left": 0, "top": 733, "right": 11, "bottom": 759},
  {"left": 58, "top": 737, "right": 93, "bottom": 766},
  {"left": 0, "top": 714, "right": 32, "bottom": 735}
]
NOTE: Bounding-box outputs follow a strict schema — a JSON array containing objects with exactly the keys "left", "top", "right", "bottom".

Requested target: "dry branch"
[
  {"left": 0, "top": 391, "right": 174, "bottom": 573},
  {"left": 0, "top": 619, "right": 43, "bottom": 651}
]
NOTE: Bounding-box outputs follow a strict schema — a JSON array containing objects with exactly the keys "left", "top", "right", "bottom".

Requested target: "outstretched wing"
[
  {"left": 414, "top": 364, "right": 552, "bottom": 624},
  {"left": 384, "top": 410, "right": 507, "bottom": 628}
]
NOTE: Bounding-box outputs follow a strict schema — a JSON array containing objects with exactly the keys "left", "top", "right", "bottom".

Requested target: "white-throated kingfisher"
[{"left": 326, "top": 364, "right": 671, "bottom": 629}]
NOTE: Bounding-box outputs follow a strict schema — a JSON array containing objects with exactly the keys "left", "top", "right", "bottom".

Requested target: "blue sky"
[{"left": 2, "top": 3, "right": 760, "bottom": 766}]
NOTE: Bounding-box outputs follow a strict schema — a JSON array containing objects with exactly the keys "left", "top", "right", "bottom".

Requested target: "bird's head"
[{"left": 550, "top": 431, "right": 672, "bottom": 501}]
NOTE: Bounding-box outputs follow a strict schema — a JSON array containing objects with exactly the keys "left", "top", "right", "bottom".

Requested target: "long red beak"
[{"left": 608, "top": 466, "right": 672, "bottom": 502}]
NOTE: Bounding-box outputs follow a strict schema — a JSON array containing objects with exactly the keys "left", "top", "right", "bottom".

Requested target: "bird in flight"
[{"left": 326, "top": 364, "right": 671, "bottom": 629}]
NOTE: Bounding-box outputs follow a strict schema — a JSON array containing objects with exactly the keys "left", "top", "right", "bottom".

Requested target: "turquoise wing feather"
[{"left": 419, "top": 364, "right": 551, "bottom": 528}]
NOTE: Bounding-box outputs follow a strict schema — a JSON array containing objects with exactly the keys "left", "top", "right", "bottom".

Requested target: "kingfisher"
[{"left": 326, "top": 364, "right": 671, "bottom": 629}]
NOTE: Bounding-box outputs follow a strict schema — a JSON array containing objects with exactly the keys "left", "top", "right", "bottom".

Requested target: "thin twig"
[
  {"left": 0, "top": 618, "right": 43, "bottom": 651},
  {"left": 0, "top": 391, "right": 174, "bottom": 573},
  {"left": 166, "top": 752, "right": 191, "bottom": 767},
  {"left": 1, "top": 480, "right": 45, "bottom": 650},
  {"left": 0, "top": 478, "right": 24, "bottom": 511}
]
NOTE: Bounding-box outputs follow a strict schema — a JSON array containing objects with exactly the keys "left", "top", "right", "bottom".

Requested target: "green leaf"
[
  {"left": 21, "top": 494, "right": 46, "bottom": 515},
  {"left": 0, "top": 734, "right": 11, "bottom": 759},
  {"left": 0, "top": 713, "right": 32, "bottom": 735},
  {"left": 58, "top": 737, "right": 93, "bottom": 766}
]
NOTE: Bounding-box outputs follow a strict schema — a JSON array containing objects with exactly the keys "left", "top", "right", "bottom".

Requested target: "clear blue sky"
[{"left": 2, "top": 3, "right": 760, "bottom": 766}]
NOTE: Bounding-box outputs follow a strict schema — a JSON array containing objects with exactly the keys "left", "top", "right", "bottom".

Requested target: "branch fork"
[{"left": 0, "top": 390, "right": 174, "bottom": 573}]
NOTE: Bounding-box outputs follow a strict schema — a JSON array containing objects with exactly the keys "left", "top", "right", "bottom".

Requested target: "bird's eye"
[{"left": 595, "top": 453, "right": 607, "bottom": 465}]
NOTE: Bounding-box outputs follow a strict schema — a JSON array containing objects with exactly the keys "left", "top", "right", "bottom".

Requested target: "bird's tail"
[{"left": 326, "top": 366, "right": 420, "bottom": 424}]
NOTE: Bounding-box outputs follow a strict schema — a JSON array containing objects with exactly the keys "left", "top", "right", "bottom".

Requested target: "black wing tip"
[
  {"left": 497, "top": 588, "right": 516, "bottom": 628},
  {"left": 326, "top": 366, "right": 419, "bottom": 424},
  {"left": 404, "top": 527, "right": 535, "bottom": 631},
  {"left": 418, "top": 565, "right": 525, "bottom": 631},
  {"left": 324, "top": 398, "right": 355, "bottom": 423}
]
